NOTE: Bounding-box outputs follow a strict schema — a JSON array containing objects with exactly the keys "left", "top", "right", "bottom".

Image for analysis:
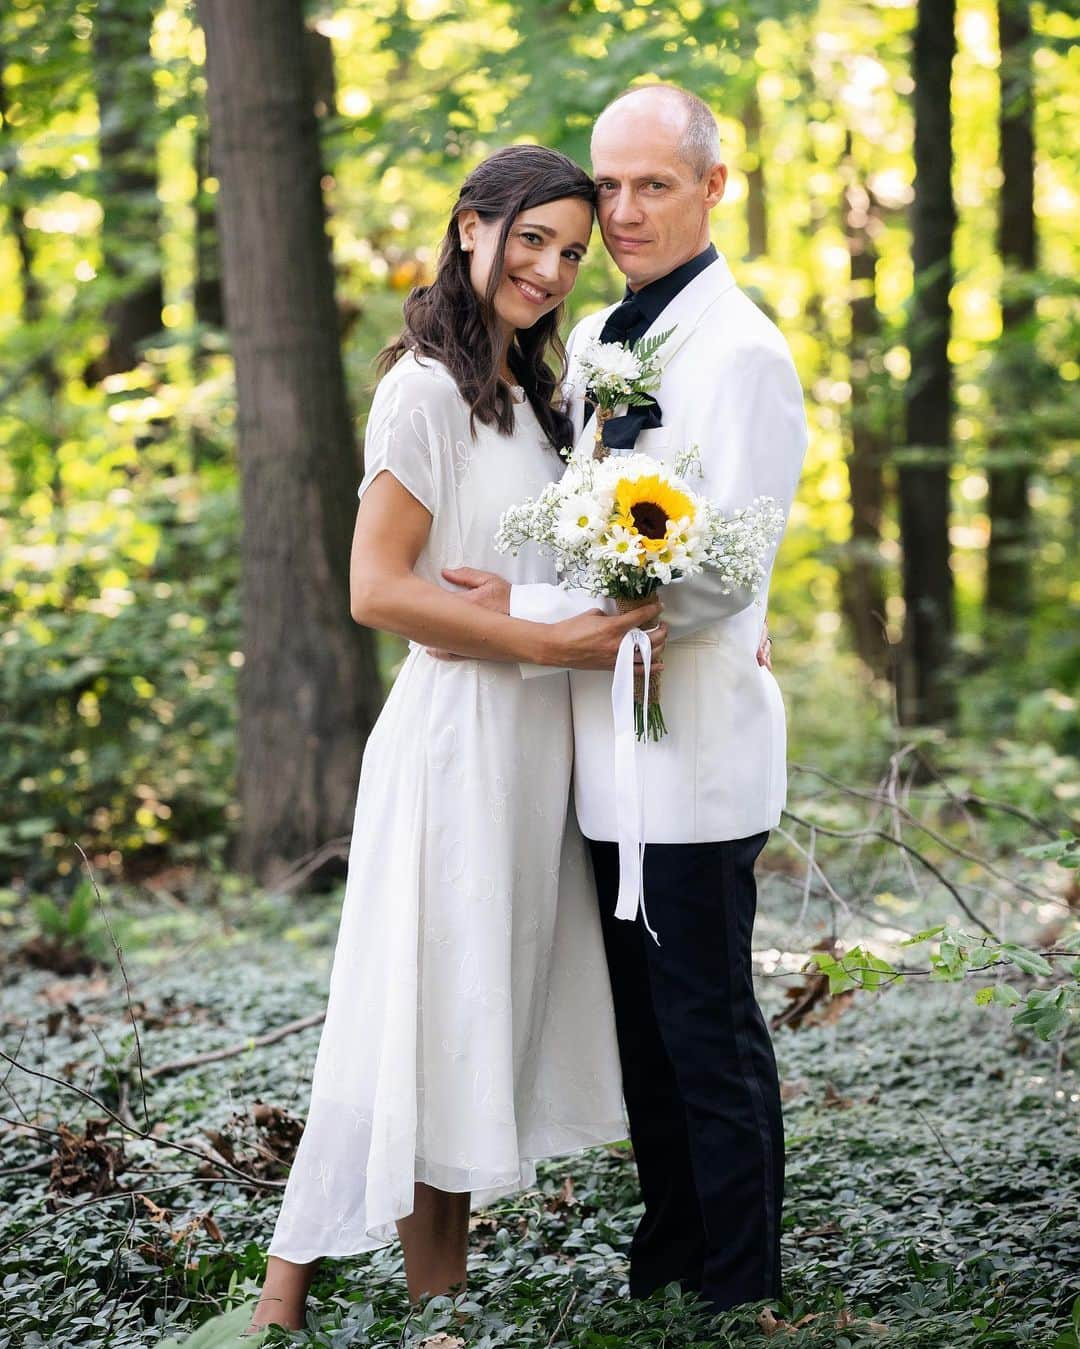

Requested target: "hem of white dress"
[{"left": 267, "top": 1118, "right": 628, "bottom": 1266}]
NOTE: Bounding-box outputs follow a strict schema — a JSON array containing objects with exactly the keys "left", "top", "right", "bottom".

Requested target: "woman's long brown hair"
[{"left": 378, "top": 145, "right": 595, "bottom": 449}]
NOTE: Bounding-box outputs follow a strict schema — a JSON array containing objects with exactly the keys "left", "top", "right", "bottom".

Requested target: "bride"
[{"left": 249, "top": 145, "right": 666, "bottom": 1331}]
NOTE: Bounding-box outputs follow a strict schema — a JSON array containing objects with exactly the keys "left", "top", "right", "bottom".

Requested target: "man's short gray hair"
[{"left": 597, "top": 84, "right": 721, "bottom": 179}]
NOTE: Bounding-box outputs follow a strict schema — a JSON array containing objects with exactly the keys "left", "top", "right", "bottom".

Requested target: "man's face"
[{"left": 591, "top": 101, "right": 727, "bottom": 289}]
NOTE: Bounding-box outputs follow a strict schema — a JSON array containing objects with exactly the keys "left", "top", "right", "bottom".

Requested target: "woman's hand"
[{"left": 546, "top": 599, "right": 667, "bottom": 671}]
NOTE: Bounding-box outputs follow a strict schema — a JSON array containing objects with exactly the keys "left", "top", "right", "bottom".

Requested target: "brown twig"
[
  {"left": 265, "top": 837, "right": 349, "bottom": 896},
  {"left": 0, "top": 1049, "right": 283, "bottom": 1192},
  {"left": 789, "top": 763, "right": 1060, "bottom": 905},
  {"left": 0, "top": 1113, "right": 64, "bottom": 1140},
  {"left": 546, "top": 1287, "right": 578, "bottom": 1348},
  {"left": 781, "top": 809, "right": 999, "bottom": 940},
  {"left": 72, "top": 842, "right": 150, "bottom": 1131},
  {"left": 144, "top": 1010, "right": 326, "bottom": 1081},
  {"left": 0, "top": 1159, "right": 51, "bottom": 1178},
  {"left": 914, "top": 1106, "right": 970, "bottom": 1176},
  {"left": 0, "top": 1177, "right": 265, "bottom": 1258}
]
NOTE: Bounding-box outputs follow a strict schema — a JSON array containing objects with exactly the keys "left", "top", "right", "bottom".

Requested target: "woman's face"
[{"left": 459, "top": 196, "right": 593, "bottom": 337}]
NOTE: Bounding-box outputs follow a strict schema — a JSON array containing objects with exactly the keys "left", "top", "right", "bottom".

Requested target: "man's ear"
[
  {"left": 704, "top": 162, "right": 728, "bottom": 209},
  {"left": 459, "top": 208, "right": 479, "bottom": 252}
]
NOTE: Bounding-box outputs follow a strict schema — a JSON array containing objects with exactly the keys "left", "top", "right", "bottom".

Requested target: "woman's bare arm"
[{"left": 349, "top": 472, "right": 664, "bottom": 670}]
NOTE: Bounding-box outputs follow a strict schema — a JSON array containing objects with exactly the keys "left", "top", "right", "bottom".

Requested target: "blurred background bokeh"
[{"left": 1, "top": 0, "right": 1076, "bottom": 887}]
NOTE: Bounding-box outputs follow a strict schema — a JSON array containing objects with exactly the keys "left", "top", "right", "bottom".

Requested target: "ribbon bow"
[{"left": 611, "top": 626, "right": 659, "bottom": 944}]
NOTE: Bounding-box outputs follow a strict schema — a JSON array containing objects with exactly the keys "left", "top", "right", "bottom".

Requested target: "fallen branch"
[
  {"left": 73, "top": 842, "right": 150, "bottom": 1130},
  {"left": 0, "top": 1177, "right": 263, "bottom": 1259},
  {"left": 0, "top": 1159, "right": 51, "bottom": 1178},
  {"left": 145, "top": 1010, "right": 326, "bottom": 1081},
  {"left": 0, "top": 1049, "right": 283, "bottom": 1193},
  {"left": 789, "top": 763, "right": 1061, "bottom": 906},
  {"left": 781, "top": 809, "right": 999, "bottom": 940},
  {"left": 265, "top": 836, "right": 349, "bottom": 896}
]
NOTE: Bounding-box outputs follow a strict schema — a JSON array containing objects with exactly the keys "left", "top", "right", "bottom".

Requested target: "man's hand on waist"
[{"left": 442, "top": 566, "right": 511, "bottom": 613}]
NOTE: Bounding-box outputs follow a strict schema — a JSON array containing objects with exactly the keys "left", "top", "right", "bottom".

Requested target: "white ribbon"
[{"left": 611, "top": 625, "right": 659, "bottom": 944}]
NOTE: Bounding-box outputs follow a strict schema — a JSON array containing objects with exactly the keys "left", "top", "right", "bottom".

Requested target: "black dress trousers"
[{"left": 588, "top": 833, "right": 784, "bottom": 1313}]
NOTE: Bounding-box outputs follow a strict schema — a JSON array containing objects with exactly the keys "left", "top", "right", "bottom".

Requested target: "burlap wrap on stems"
[
  {"left": 614, "top": 594, "right": 661, "bottom": 712},
  {"left": 593, "top": 407, "right": 614, "bottom": 460}
]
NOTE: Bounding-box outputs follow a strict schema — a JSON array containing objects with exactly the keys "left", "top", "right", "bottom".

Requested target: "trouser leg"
[
  {"left": 592, "top": 834, "right": 785, "bottom": 1312},
  {"left": 589, "top": 840, "right": 706, "bottom": 1297}
]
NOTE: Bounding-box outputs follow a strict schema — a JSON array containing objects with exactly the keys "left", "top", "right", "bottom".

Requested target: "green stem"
[{"left": 634, "top": 699, "right": 668, "bottom": 741}]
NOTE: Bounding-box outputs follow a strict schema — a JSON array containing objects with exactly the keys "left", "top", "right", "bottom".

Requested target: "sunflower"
[{"left": 611, "top": 474, "right": 697, "bottom": 553}]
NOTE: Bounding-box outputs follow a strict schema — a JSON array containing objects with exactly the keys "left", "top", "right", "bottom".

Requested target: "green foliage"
[
  {"left": 807, "top": 892, "right": 1080, "bottom": 1042},
  {"left": 28, "top": 878, "right": 108, "bottom": 960},
  {"left": 1, "top": 467, "right": 240, "bottom": 882},
  {"left": 1, "top": 887, "right": 1077, "bottom": 1347},
  {"left": 1023, "top": 831, "right": 1080, "bottom": 868},
  {"left": 2, "top": 0, "right": 1078, "bottom": 882}
]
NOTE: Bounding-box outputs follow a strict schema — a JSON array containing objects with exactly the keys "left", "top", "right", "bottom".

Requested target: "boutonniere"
[{"left": 573, "top": 328, "right": 674, "bottom": 461}]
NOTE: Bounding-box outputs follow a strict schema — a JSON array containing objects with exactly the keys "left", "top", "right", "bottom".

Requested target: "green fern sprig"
[{"left": 630, "top": 327, "right": 674, "bottom": 365}]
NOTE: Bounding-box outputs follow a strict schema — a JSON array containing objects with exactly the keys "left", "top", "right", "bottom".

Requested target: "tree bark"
[
  {"left": 0, "top": 56, "right": 63, "bottom": 504},
  {"left": 193, "top": 25, "right": 337, "bottom": 336},
  {"left": 88, "top": 0, "right": 164, "bottom": 381},
  {"left": 840, "top": 147, "right": 889, "bottom": 676},
  {"left": 897, "top": 0, "right": 957, "bottom": 725},
  {"left": 986, "top": 0, "right": 1036, "bottom": 617},
  {"left": 197, "top": 0, "right": 382, "bottom": 883}
]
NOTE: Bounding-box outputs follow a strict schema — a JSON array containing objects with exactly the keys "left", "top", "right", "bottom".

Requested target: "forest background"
[{"left": 1, "top": 1, "right": 1078, "bottom": 1347}]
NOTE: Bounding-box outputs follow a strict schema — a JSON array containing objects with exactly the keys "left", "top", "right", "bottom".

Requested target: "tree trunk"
[
  {"left": 197, "top": 0, "right": 382, "bottom": 884},
  {"left": 986, "top": 0, "right": 1036, "bottom": 617},
  {"left": 840, "top": 146, "right": 889, "bottom": 676},
  {"left": 193, "top": 25, "right": 337, "bottom": 336},
  {"left": 743, "top": 82, "right": 768, "bottom": 261},
  {"left": 897, "top": 0, "right": 957, "bottom": 725},
  {"left": 0, "top": 57, "right": 63, "bottom": 504},
  {"left": 88, "top": 0, "right": 164, "bottom": 381}
]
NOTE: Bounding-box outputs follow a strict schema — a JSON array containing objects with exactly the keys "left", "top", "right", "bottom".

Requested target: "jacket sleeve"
[
  {"left": 508, "top": 584, "right": 603, "bottom": 679},
  {"left": 662, "top": 341, "right": 808, "bottom": 641}
]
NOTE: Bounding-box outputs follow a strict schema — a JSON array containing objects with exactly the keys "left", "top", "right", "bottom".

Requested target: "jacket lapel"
[{"left": 571, "top": 255, "right": 739, "bottom": 457}]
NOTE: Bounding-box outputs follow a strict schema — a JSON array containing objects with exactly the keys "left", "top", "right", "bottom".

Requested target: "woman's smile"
[{"left": 508, "top": 275, "right": 552, "bottom": 305}]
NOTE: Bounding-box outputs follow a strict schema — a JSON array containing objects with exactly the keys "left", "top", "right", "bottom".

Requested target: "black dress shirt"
[
  {"left": 599, "top": 243, "right": 718, "bottom": 349},
  {"left": 593, "top": 244, "right": 718, "bottom": 449}
]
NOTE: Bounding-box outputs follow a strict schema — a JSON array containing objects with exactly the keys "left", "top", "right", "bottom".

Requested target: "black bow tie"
[
  {"left": 599, "top": 295, "right": 644, "bottom": 345},
  {"left": 588, "top": 297, "right": 664, "bottom": 451}
]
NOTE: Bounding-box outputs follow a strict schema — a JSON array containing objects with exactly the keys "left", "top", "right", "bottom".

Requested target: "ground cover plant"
[{"left": 2, "top": 812, "right": 1077, "bottom": 1349}]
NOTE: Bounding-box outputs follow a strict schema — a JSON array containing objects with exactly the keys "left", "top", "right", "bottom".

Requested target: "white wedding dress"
[{"left": 268, "top": 353, "right": 626, "bottom": 1263}]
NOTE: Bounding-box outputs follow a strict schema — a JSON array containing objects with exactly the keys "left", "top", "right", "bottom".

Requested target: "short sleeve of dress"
[{"left": 357, "top": 356, "right": 459, "bottom": 516}]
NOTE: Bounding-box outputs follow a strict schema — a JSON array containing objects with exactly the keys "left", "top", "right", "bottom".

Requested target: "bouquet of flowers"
[
  {"left": 496, "top": 450, "right": 785, "bottom": 740},
  {"left": 572, "top": 329, "right": 672, "bottom": 459}
]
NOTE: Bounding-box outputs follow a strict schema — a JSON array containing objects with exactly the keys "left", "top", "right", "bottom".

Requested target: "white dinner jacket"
[{"left": 510, "top": 253, "right": 808, "bottom": 844}]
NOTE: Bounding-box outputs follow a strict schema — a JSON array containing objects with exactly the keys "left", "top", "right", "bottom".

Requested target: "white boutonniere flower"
[{"left": 571, "top": 327, "right": 673, "bottom": 460}]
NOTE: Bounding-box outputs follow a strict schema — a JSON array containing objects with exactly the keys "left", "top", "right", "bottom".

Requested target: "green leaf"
[
  {"left": 901, "top": 924, "right": 946, "bottom": 946},
  {"left": 999, "top": 943, "right": 1054, "bottom": 977}
]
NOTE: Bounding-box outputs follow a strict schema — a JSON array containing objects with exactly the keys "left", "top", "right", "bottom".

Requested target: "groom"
[{"left": 446, "top": 85, "right": 807, "bottom": 1312}]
